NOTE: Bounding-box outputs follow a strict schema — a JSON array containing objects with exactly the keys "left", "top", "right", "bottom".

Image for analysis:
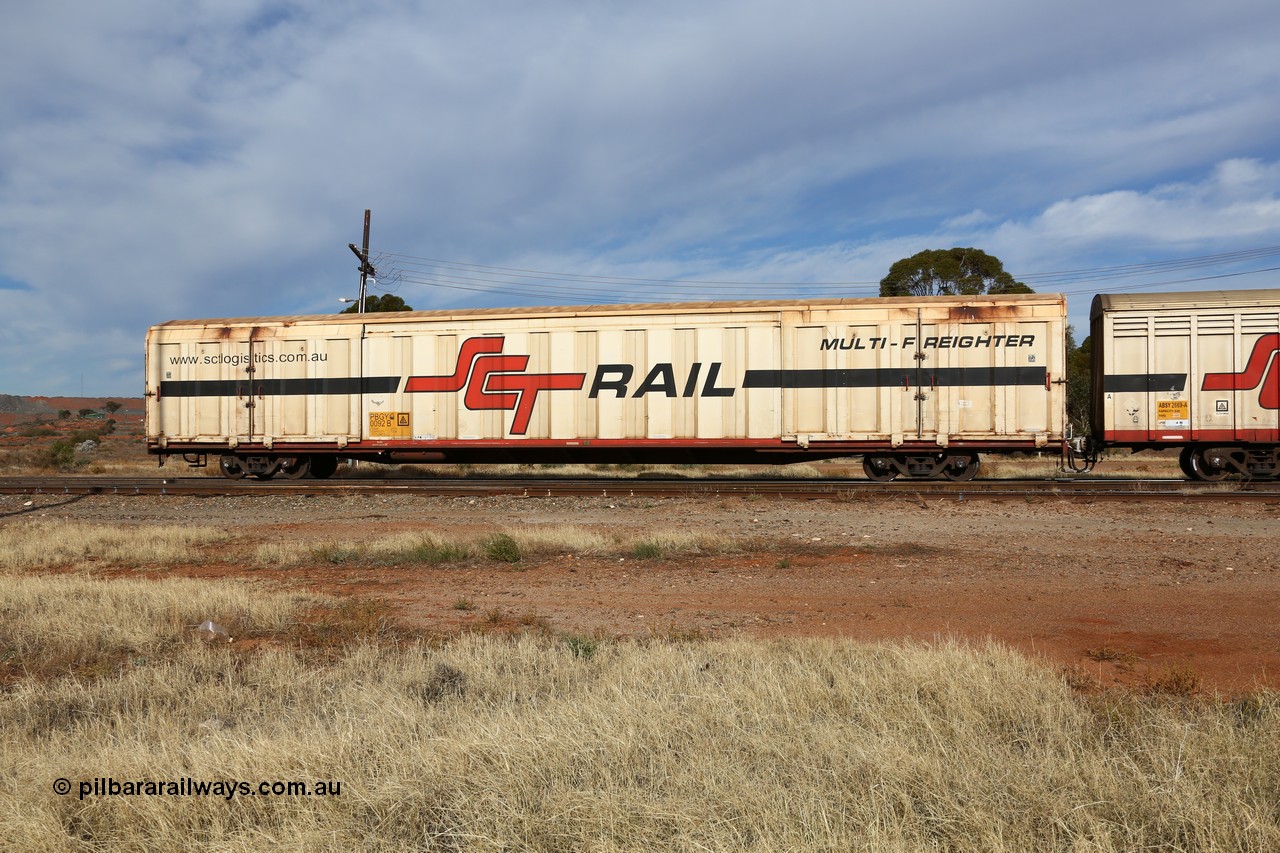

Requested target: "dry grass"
[
  {"left": 253, "top": 525, "right": 750, "bottom": 567},
  {"left": 0, "top": 573, "right": 316, "bottom": 683},
  {"left": 82, "top": 459, "right": 206, "bottom": 477},
  {"left": 5, "top": 450, "right": 1194, "bottom": 482},
  {"left": 0, "top": 522, "right": 659, "bottom": 571},
  {"left": 255, "top": 531, "right": 472, "bottom": 567},
  {"left": 2, "top": 512, "right": 1277, "bottom": 849},
  {"left": 338, "top": 461, "right": 828, "bottom": 480},
  {"left": 504, "top": 524, "right": 612, "bottom": 556},
  {"left": 337, "top": 456, "right": 1190, "bottom": 482},
  {"left": 2, "top": 585, "right": 1277, "bottom": 851},
  {"left": 980, "top": 458, "right": 1069, "bottom": 479},
  {"left": 0, "top": 520, "right": 229, "bottom": 570},
  {"left": 979, "top": 452, "right": 1186, "bottom": 481},
  {"left": 0, "top": 452, "right": 223, "bottom": 478},
  {"left": 629, "top": 530, "right": 738, "bottom": 559}
]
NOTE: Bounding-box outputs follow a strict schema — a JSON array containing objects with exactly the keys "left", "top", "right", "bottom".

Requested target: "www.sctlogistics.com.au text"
[{"left": 168, "top": 351, "right": 328, "bottom": 367}]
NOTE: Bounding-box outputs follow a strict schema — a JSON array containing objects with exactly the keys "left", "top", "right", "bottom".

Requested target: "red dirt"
[{"left": 33, "top": 488, "right": 1279, "bottom": 696}]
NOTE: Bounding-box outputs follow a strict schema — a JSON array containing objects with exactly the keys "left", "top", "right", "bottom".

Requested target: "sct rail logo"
[
  {"left": 1202, "top": 333, "right": 1280, "bottom": 410},
  {"left": 405, "top": 337, "right": 585, "bottom": 435}
]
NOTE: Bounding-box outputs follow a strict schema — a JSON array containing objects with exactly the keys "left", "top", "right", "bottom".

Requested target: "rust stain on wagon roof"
[{"left": 948, "top": 303, "right": 1017, "bottom": 322}]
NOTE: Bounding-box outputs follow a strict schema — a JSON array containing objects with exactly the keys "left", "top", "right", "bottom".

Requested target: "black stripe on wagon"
[
  {"left": 159, "top": 377, "right": 402, "bottom": 398},
  {"left": 1101, "top": 373, "right": 1187, "bottom": 393},
  {"left": 741, "top": 366, "right": 1047, "bottom": 389}
]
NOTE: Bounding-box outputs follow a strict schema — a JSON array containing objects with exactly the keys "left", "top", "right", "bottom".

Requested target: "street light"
[{"left": 338, "top": 277, "right": 377, "bottom": 311}]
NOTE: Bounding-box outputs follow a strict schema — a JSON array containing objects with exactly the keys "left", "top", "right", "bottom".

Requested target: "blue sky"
[{"left": 1, "top": 0, "right": 1278, "bottom": 395}]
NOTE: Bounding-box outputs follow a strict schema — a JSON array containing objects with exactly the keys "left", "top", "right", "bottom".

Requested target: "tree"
[
  {"left": 77, "top": 408, "right": 95, "bottom": 418},
  {"left": 879, "top": 248, "right": 1033, "bottom": 297},
  {"left": 340, "top": 294, "right": 413, "bottom": 314},
  {"left": 1065, "top": 326, "right": 1093, "bottom": 434},
  {"left": 103, "top": 400, "right": 122, "bottom": 414}
]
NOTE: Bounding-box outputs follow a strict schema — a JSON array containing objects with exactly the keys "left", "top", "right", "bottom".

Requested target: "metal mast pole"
[{"left": 348, "top": 209, "right": 375, "bottom": 314}]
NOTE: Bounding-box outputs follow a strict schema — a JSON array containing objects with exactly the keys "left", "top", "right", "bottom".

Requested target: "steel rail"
[{"left": 1, "top": 476, "right": 1277, "bottom": 501}]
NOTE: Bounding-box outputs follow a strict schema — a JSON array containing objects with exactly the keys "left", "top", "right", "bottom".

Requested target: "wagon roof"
[
  {"left": 1091, "top": 288, "right": 1280, "bottom": 319},
  {"left": 152, "top": 292, "right": 1064, "bottom": 329}
]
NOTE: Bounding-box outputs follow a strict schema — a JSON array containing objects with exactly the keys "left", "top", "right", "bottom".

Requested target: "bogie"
[{"left": 861, "top": 452, "right": 981, "bottom": 481}]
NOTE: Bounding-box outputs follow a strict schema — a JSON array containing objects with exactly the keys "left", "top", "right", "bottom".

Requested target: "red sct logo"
[
  {"left": 1202, "top": 333, "right": 1280, "bottom": 409},
  {"left": 404, "top": 337, "right": 585, "bottom": 435}
]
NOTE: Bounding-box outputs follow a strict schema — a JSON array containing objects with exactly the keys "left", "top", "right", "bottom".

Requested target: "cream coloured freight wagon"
[
  {"left": 146, "top": 294, "right": 1067, "bottom": 480},
  {"left": 1091, "top": 289, "right": 1280, "bottom": 479}
]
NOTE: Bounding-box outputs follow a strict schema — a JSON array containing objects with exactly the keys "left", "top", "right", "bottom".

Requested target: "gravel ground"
[{"left": 5, "top": 490, "right": 1279, "bottom": 694}]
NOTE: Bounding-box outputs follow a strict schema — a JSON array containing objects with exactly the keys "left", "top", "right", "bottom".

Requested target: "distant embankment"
[{"left": 0, "top": 395, "right": 52, "bottom": 415}]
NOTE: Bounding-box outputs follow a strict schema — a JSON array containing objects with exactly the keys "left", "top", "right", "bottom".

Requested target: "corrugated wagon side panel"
[
  {"left": 1233, "top": 310, "right": 1280, "bottom": 442},
  {"left": 148, "top": 324, "right": 368, "bottom": 448},
  {"left": 1002, "top": 318, "right": 1057, "bottom": 436},
  {"left": 693, "top": 325, "right": 726, "bottom": 439},
  {"left": 324, "top": 338, "right": 354, "bottom": 438},
  {"left": 1195, "top": 315, "right": 1237, "bottom": 438},
  {"left": 772, "top": 300, "right": 1064, "bottom": 447},
  {"left": 148, "top": 328, "right": 250, "bottom": 444},
  {"left": 573, "top": 330, "right": 599, "bottom": 440},
  {"left": 745, "top": 324, "right": 781, "bottom": 439}
]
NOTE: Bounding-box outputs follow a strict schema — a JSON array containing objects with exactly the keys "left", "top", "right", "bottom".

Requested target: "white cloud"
[
  {"left": 0, "top": 1, "right": 1278, "bottom": 393},
  {"left": 990, "top": 159, "right": 1280, "bottom": 253}
]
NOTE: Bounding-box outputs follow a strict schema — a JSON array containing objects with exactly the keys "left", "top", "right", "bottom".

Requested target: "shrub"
[
  {"left": 563, "top": 634, "right": 600, "bottom": 660},
  {"left": 484, "top": 534, "right": 521, "bottom": 563},
  {"left": 44, "top": 439, "right": 77, "bottom": 470},
  {"left": 313, "top": 543, "right": 363, "bottom": 564},
  {"left": 405, "top": 539, "right": 471, "bottom": 564},
  {"left": 632, "top": 540, "right": 664, "bottom": 559}
]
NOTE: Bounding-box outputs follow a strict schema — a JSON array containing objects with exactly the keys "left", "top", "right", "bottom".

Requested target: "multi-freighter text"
[{"left": 821, "top": 335, "right": 1036, "bottom": 351}]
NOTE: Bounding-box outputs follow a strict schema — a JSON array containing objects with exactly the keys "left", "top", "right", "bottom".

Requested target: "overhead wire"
[
  {"left": 384, "top": 271, "right": 875, "bottom": 304},
  {"left": 369, "top": 244, "right": 1280, "bottom": 305},
  {"left": 380, "top": 251, "right": 880, "bottom": 288},
  {"left": 1052, "top": 265, "right": 1280, "bottom": 295},
  {"left": 1017, "top": 245, "right": 1280, "bottom": 287}
]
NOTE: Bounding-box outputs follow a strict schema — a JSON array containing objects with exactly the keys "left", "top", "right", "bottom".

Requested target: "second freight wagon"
[{"left": 1090, "top": 288, "right": 1280, "bottom": 479}]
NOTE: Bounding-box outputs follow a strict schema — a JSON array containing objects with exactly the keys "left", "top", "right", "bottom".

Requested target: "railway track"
[{"left": 2, "top": 475, "right": 1278, "bottom": 501}]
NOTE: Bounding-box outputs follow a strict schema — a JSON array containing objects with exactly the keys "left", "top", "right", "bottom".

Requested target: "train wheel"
[
  {"left": 862, "top": 454, "right": 899, "bottom": 482},
  {"left": 278, "top": 457, "right": 312, "bottom": 480},
  {"left": 1187, "top": 447, "right": 1230, "bottom": 482},
  {"left": 941, "top": 452, "right": 980, "bottom": 481},
  {"left": 309, "top": 455, "right": 339, "bottom": 479},
  {"left": 219, "top": 455, "right": 247, "bottom": 480},
  {"left": 1178, "top": 446, "right": 1199, "bottom": 479}
]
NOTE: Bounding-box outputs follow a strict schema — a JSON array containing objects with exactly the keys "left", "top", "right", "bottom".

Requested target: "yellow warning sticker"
[
  {"left": 1156, "top": 399, "right": 1189, "bottom": 428},
  {"left": 368, "top": 411, "right": 411, "bottom": 438}
]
